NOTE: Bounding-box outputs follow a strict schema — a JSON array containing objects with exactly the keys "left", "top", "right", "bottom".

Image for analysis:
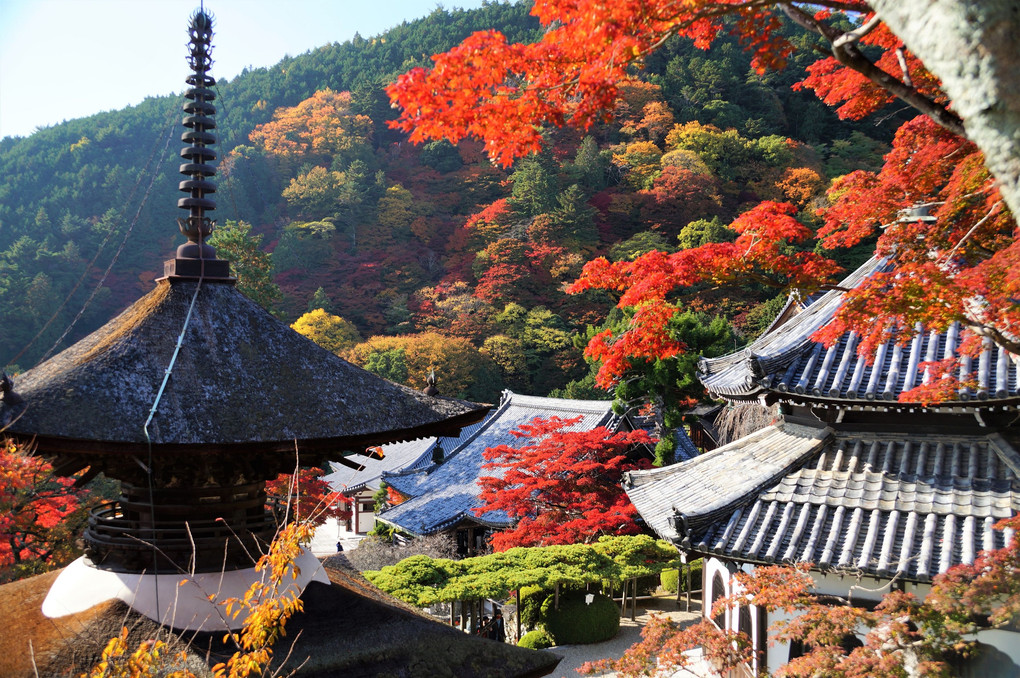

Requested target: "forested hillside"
[{"left": 0, "top": 1, "right": 894, "bottom": 404}]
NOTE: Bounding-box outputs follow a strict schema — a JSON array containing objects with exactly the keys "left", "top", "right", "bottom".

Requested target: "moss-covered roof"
[{"left": 0, "top": 280, "right": 486, "bottom": 456}]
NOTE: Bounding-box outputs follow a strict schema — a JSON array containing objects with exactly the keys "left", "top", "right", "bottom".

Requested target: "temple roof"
[
  {"left": 0, "top": 280, "right": 486, "bottom": 456},
  {"left": 625, "top": 422, "right": 1020, "bottom": 582},
  {"left": 377, "top": 391, "right": 698, "bottom": 536},
  {"left": 698, "top": 257, "right": 1020, "bottom": 406},
  {"left": 323, "top": 420, "right": 487, "bottom": 495}
]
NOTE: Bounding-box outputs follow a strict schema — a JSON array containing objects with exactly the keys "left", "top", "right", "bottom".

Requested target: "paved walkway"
[
  {"left": 309, "top": 517, "right": 365, "bottom": 556},
  {"left": 541, "top": 597, "right": 702, "bottom": 677}
]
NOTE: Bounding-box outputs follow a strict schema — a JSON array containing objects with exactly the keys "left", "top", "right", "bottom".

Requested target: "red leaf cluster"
[{"left": 475, "top": 416, "right": 652, "bottom": 550}]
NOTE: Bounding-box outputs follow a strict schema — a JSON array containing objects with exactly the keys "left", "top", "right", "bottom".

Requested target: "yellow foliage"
[
  {"left": 83, "top": 627, "right": 193, "bottom": 678},
  {"left": 291, "top": 308, "right": 362, "bottom": 354}
]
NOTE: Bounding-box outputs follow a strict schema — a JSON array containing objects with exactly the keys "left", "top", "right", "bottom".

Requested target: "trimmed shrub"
[
  {"left": 660, "top": 560, "right": 704, "bottom": 593},
  {"left": 541, "top": 591, "right": 619, "bottom": 645},
  {"left": 518, "top": 585, "right": 548, "bottom": 630},
  {"left": 660, "top": 568, "right": 680, "bottom": 593},
  {"left": 517, "top": 628, "right": 554, "bottom": 650}
]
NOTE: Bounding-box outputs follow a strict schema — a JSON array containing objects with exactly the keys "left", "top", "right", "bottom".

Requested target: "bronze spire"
[{"left": 162, "top": 8, "right": 231, "bottom": 280}]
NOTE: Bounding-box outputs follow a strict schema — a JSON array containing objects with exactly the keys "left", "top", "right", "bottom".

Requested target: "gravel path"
[{"left": 540, "top": 597, "right": 702, "bottom": 677}]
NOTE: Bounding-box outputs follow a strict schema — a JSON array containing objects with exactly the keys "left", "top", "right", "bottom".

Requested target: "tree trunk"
[{"left": 871, "top": 0, "right": 1020, "bottom": 218}]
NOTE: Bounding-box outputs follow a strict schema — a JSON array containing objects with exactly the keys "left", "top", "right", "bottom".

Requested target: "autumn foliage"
[
  {"left": 585, "top": 516, "right": 1020, "bottom": 677},
  {"left": 389, "top": 0, "right": 1018, "bottom": 402},
  {"left": 0, "top": 438, "right": 92, "bottom": 582},
  {"left": 475, "top": 417, "right": 652, "bottom": 551},
  {"left": 265, "top": 467, "right": 350, "bottom": 529}
]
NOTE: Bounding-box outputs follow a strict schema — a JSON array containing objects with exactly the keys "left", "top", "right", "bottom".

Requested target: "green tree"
[
  {"left": 307, "top": 287, "right": 335, "bottom": 314},
  {"left": 363, "top": 348, "right": 409, "bottom": 384},
  {"left": 507, "top": 157, "right": 557, "bottom": 218},
  {"left": 677, "top": 217, "right": 734, "bottom": 250},
  {"left": 207, "top": 220, "right": 281, "bottom": 311}
]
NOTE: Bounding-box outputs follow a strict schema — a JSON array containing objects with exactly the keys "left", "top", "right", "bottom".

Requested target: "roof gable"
[
  {"left": 378, "top": 391, "right": 621, "bottom": 535},
  {"left": 698, "top": 257, "right": 1020, "bottom": 406}
]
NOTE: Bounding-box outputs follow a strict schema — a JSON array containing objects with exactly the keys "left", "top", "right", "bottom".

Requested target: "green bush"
[
  {"left": 660, "top": 560, "right": 703, "bottom": 593},
  {"left": 518, "top": 585, "right": 549, "bottom": 630},
  {"left": 660, "top": 568, "right": 680, "bottom": 593},
  {"left": 541, "top": 591, "right": 619, "bottom": 645},
  {"left": 517, "top": 628, "right": 554, "bottom": 650}
]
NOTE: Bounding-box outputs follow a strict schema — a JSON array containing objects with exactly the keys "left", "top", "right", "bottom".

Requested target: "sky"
[{"left": 0, "top": 0, "right": 490, "bottom": 139}]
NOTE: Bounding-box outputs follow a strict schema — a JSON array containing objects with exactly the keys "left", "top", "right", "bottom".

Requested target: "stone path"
[
  {"left": 541, "top": 597, "right": 702, "bottom": 677},
  {"left": 309, "top": 517, "right": 365, "bottom": 556}
]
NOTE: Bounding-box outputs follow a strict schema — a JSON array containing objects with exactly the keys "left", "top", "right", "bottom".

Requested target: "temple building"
[
  {"left": 376, "top": 390, "right": 700, "bottom": 555},
  {"left": 624, "top": 256, "right": 1020, "bottom": 675},
  {"left": 0, "top": 10, "right": 557, "bottom": 677},
  {"left": 323, "top": 421, "right": 486, "bottom": 534}
]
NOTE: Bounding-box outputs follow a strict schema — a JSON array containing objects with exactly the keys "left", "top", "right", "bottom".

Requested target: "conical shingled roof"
[{"left": 0, "top": 280, "right": 486, "bottom": 457}]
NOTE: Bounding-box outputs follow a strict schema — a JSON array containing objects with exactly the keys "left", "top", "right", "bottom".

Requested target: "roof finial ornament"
[
  {"left": 177, "top": 8, "right": 218, "bottom": 260},
  {"left": 161, "top": 8, "right": 231, "bottom": 281},
  {"left": 424, "top": 369, "right": 439, "bottom": 396}
]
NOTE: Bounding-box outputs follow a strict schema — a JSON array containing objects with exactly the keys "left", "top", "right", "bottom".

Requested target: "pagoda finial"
[
  {"left": 177, "top": 9, "right": 218, "bottom": 259},
  {"left": 161, "top": 8, "right": 231, "bottom": 281}
]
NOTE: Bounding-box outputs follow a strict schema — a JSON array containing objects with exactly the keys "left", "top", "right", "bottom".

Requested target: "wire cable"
[{"left": 7, "top": 107, "right": 180, "bottom": 369}]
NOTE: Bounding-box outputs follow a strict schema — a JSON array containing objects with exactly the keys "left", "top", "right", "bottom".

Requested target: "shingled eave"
[
  {"left": 624, "top": 423, "right": 830, "bottom": 544},
  {"left": 0, "top": 281, "right": 487, "bottom": 455},
  {"left": 698, "top": 257, "right": 888, "bottom": 399},
  {"left": 683, "top": 429, "right": 1020, "bottom": 584}
]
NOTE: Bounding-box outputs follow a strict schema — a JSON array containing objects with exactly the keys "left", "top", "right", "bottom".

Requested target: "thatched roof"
[
  {"left": 0, "top": 557, "right": 560, "bottom": 678},
  {"left": 0, "top": 280, "right": 487, "bottom": 458}
]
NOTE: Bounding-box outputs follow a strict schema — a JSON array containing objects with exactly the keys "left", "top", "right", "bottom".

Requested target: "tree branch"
[{"left": 779, "top": 3, "right": 966, "bottom": 137}]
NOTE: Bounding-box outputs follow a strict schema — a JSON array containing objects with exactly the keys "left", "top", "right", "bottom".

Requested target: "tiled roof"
[
  {"left": 322, "top": 421, "right": 486, "bottom": 495},
  {"left": 698, "top": 257, "right": 1020, "bottom": 405},
  {"left": 625, "top": 423, "right": 1020, "bottom": 582},
  {"left": 377, "top": 391, "right": 622, "bottom": 536}
]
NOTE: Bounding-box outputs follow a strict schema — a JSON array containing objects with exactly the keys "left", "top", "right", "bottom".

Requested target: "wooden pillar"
[
  {"left": 631, "top": 578, "right": 637, "bottom": 621},
  {"left": 685, "top": 561, "right": 692, "bottom": 612},
  {"left": 515, "top": 589, "right": 522, "bottom": 641}
]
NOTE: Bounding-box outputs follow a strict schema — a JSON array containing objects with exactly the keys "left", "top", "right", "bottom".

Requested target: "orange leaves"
[
  {"left": 214, "top": 521, "right": 313, "bottom": 678},
  {"left": 84, "top": 627, "right": 194, "bottom": 678},
  {"left": 569, "top": 202, "right": 841, "bottom": 387},
  {"left": 249, "top": 89, "right": 372, "bottom": 169},
  {"left": 387, "top": 1, "right": 805, "bottom": 166},
  {"left": 815, "top": 114, "right": 1018, "bottom": 367}
]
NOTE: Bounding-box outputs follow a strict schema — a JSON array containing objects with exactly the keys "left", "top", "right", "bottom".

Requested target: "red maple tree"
[
  {"left": 265, "top": 467, "right": 350, "bottom": 529},
  {"left": 0, "top": 438, "right": 92, "bottom": 582},
  {"left": 387, "top": 1, "right": 1019, "bottom": 399},
  {"left": 474, "top": 416, "right": 652, "bottom": 551}
]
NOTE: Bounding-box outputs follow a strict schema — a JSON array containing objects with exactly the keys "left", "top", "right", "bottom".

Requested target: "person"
[
  {"left": 478, "top": 615, "right": 490, "bottom": 636},
  {"left": 491, "top": 610, "right": 505, "bottom": 642},
  {"left": 336, "top": 541, "right": 344, "bottom": 553}
]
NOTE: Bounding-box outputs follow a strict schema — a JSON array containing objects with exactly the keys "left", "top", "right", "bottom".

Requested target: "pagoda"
[{"left": 0, "top": 9, "right": 486, "bottom": 631}]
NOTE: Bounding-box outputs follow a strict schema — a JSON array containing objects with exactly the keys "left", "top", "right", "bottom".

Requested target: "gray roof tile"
[
  {"left": 628, "top": 427, "right": 1020, "bottom": 582},
  {"left": 698, "top": 257, "right": 1020, "bottom": 405}
]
